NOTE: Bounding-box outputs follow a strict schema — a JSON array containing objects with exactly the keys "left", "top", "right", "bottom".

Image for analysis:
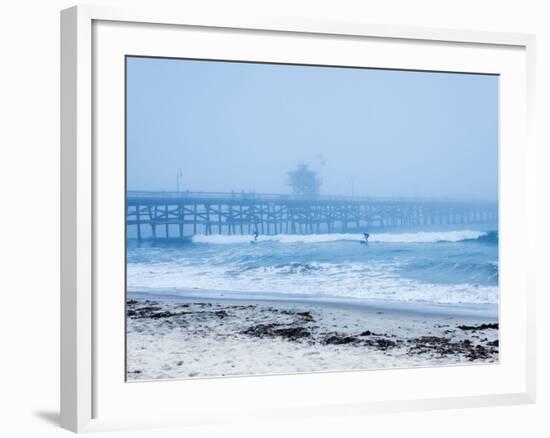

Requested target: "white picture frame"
[{"left": 60, "top": 4, "right": 536, "bottom": 433}]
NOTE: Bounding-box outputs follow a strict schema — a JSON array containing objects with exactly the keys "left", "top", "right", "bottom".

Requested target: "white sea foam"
[
  {"left": 191, "top": 230, "right": 487, "bottom": 245},
  {"left": 127, "top": 259, "right": 498, "bottom": 305}
]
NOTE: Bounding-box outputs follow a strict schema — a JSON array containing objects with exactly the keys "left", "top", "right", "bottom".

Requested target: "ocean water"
[{"left": 126, "top": 225, "right": 499, "bottom": 312}]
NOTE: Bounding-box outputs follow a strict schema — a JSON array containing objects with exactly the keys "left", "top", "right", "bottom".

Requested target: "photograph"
[{"left": 125, "top": 56, "right": 499, "bottom": 381}]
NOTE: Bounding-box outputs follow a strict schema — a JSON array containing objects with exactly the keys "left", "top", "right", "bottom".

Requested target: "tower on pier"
[{"left": 286, "top": 163, "right": 322, "bottom": 197}]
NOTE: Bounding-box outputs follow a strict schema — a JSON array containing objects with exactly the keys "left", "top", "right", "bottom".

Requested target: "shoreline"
[
  {"left": 127, "top": 291, "right": 499, "bottom": 380},
  {"left": 128, "top": 288, "right": 498, "bottom": 320}
]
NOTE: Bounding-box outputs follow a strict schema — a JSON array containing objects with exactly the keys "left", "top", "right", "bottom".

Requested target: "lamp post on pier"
[{"left": 176, "top": 169, "right": 183, "bottom": 193}]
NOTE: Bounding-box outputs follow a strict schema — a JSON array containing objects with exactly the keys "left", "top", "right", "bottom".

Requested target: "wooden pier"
[{"left": 126, "top": 191, "right": 498, "bottom": 239}]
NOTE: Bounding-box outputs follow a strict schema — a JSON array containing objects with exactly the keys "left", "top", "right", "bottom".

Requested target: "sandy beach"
[{"left": 126, "top": 291, "right": 499, "bottom": 381}]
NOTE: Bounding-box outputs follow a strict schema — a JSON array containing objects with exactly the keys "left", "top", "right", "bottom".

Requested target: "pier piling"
[{"left": 126, "top": 191, "right": 498, "bottom": 239}]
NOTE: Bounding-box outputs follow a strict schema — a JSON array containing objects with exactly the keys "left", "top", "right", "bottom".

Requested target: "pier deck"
[{"left": 126, "top": 191, "right": 498, "bottom": 239}]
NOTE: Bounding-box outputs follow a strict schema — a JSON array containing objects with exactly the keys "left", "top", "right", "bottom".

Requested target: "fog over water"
[
  {"left": 126, "top": 57, "right": 498, "bottom": 200},
  {"left": 125, "top": 57, "right": 500, "bottom": 317}
]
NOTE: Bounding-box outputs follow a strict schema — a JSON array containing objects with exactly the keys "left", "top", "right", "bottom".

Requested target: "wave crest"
[{"left": 191, "top": 230, "right": 491, "bottom": 245}]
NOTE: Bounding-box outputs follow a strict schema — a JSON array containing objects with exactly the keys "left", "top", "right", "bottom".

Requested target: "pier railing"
[{"left": 127, "top": 190, "right": 495, "bottom": 205}]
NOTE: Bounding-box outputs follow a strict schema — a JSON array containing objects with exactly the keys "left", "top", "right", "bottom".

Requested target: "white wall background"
[{"left": 0, "top": 1, "right": 547, "bottom": 436}]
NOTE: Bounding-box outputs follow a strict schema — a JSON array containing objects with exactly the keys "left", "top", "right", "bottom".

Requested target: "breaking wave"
[
  {"left": 191, "top": 230, "right": 493, "bottom": 245},
  {"left": 127, "top": 260, "right": 498, "bottom": 305},
  {"left": 128, "top": 228, "right": 498, "bottom": 308}
]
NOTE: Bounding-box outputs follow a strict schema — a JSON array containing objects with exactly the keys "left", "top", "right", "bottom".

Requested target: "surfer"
[
  {"left": 251, "top": 230, "right": 259, "bottom": 244},
  {"left": 361, "top": 232, "right": 370, "bottom": 245}
]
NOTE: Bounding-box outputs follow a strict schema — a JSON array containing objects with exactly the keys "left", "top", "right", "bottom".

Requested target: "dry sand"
[{"left": 126, "top": 291, "right": 499, "bottom": 381}]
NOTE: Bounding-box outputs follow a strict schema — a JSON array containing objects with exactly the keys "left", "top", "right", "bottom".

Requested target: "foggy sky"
[{"left": 126, "top": 57, "right": 498, "bottom": 200}]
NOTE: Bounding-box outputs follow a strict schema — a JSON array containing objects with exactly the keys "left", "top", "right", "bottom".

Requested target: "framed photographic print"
[{"left": 61, "top": 5, "right": 536, "bottom": 432}]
